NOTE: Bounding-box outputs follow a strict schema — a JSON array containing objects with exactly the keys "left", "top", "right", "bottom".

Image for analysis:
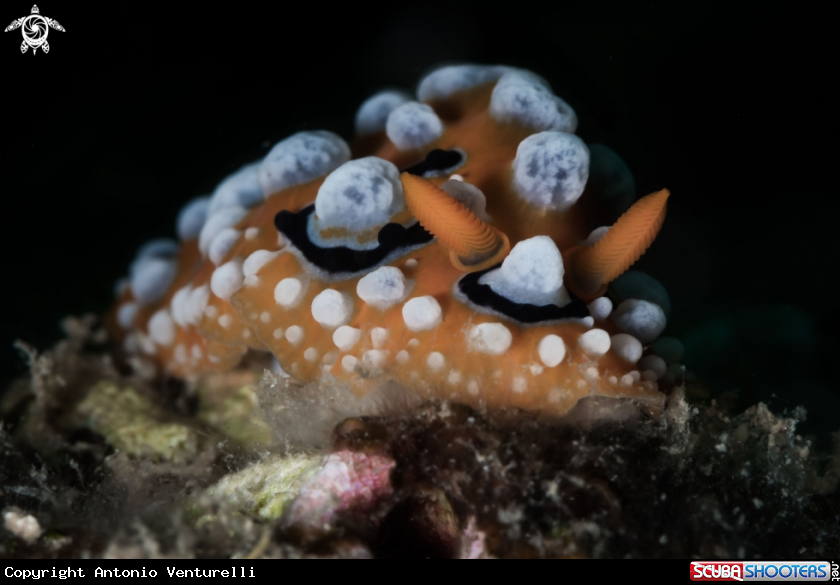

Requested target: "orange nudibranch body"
[{"left": 109, "top": 64, "right": 676, "bottom": 417}]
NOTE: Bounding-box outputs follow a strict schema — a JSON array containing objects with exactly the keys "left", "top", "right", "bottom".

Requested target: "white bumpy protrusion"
[
  {"left": 511, "top": 131, "right": 590, "bottom": 211},
  {"left": 612, "top": 271, "right": 672, "bottom": 317},
  {"left": 148, "top": 309, "right": 176, "bottom": 347},
  {"left": 208, "top": 227, "right": 241, "bottom": 266},
  {"left": 198, "top": 205, "right": 248, "bottom": 256},
  {"left": 312, "top": 157, "right": 405, "bottom": 246},
  {"left": 274, "top": 277, "right": 307, "bottom": 308},
  {"left": 588, "top": 297, "right": 613, "bottom": 322},
  {"left": 402, "top": 296, "right": 443, "bottom": 331},
  {"left": 490, "top": 71, "right": 578, "bottom": 133},
  {"left": 311, "top": 289, "right": 354, "bottom": 329},
  {"left": 610, "top": 333, "right": 643, "bottom": 364},
  {"left": 356, "top": 266, "right": 410, "bottom": 309},
  {"left": 612, "top": 299, "right": 667, "bottom": 344},
  {"left": 258, "top": 131, "right": 351, "bottom": 196},
  {"left": 538, "top": 334, "right": 566, "bottom": 367},
  {"left": 355, "top": 90, "right": 411, "bottom": 135},
  {"left": 386, "top": 102, "right": 443, "bottom": 150},
  {"left": 417, "top": 64, "right": 514, "bottom": 102},
  {"left": 478, "top": 235, "right": 571, "bottom": 307},
  {"left": 578, "top": 329, "right": 611, "bottom": 358},
  {"left": 176, "top": 197, "right": 210, "bottom": 241},
  {"left": 210, "top": 259, "right": 244, "bottom": 301},
  {"left": 468, "top": 323, "right": 513, "bottom": 355},
  {"left": 170, "top": 286, "right": 192, "bottom": 328},
  {"left": 208, "top": 162, "right": 264, "bottom": 215},
  {"left": 130, "top": 256, "right": 177, "bottom": 305},
  {"left": 333, "top": 326, "right": 362, "bottom": 351}
]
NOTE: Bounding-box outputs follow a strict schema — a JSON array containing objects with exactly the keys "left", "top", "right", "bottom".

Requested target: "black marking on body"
[
  {"left": 458, "top": 267, "right": 590, "bottom": 323},
  {"left": 275, "top": 205, "right": 433, "bottom": 274},
  {"left": 404, "top": 149, "right": 464, "bottom": 177}
]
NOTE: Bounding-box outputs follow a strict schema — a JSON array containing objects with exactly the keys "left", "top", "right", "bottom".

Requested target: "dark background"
[{"left": 1, "top": 4, "right": 837, "bottom": 437}]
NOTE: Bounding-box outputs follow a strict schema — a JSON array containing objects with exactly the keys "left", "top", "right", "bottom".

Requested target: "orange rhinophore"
[
  {"left": 400, "top": 172, "right": 510, "bottom": 272},
  {"left": 109, "top": 64, "right": 682, "bottom": 418},
  {"left": 564, "top": 189, "right": 670, "bottom": 301}
]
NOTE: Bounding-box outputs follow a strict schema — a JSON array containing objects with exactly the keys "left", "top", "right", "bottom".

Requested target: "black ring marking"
[
  {"left": 404, "top": 149, "right": 464, "bottom": 177},
  {"left": 458, "top": 267, "right": 590, "bottom": 323},
  {"left": 275, "top": 205, "right": 433, "bottom": 274}
]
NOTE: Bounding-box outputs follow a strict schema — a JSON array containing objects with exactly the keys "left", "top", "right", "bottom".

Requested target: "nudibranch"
[{"left": 108, "top": 64, "right": 680, "bottom": 417}]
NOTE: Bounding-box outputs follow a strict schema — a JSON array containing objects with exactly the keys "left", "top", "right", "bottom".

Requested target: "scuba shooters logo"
[
  {"left": 690, "top": 561, "right": 835, "bottom": 581},
  {"left": 4, "top": 5, "right": 64, "bottom": 54}
]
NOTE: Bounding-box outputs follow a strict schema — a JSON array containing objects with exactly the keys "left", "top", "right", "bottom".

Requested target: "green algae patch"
[
  {"left": 197, "top": 382, "right": 272, "bottom": 449},
  {"left": 76, "top": 381, "right": 203, "bottom": 464},
  {"left": 199, "top": 453, "right": 324, "bottom": 521}
]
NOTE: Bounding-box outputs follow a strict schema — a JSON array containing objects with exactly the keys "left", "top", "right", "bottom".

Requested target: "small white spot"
[
  {"left": 273, "top": 327, "right": 284, "bottom": 339},
  {"left": 404, "top": 258, "right": 418, "bottom": 268},
  {"left": 512, "top": 376, "right": 528, "bottom": 393},
  {"left": 396, "top": 350, "right": 410, "bottom": 364},
  {"left": 448, "top": 370, "right": 462, "bottom": 385},
  {"left": 211, "top": 258, "right": 245, "bottom": 301},
  {"left": 304, "top": 347, "right": 318, "bottom": 362},
  {"left": 191, "top": 344, "right": 203, "bottom": 360},
  {"left": 402, "top": 296, "right": 443, "bottom": 331},
  {"left": 363, "top": 349, "right": 388, "bottom": 369},
  {"left": 529, "top": 363, "right": 544, "bottom": 376},
  {"left": 241, "top": 328, "right": 251, "bottom": 339},
  {"left": 608, "top": 375, "right": 618, "bottom": 385},
  {"left": 117, "top": 302, "right": 139, "bottom": 330},
  {"left": 370, "top": 327, "right": 390, "bottom": 349},
  {"left": 576, "top": 379, "right": 588, "bottom": 390},
  {"left": 538, "top": 334, "right": 566, "bottom": 367},
  {"left": 585, "top": 367, "right": 599, "bottom": 381},
  {"left": 407, "top": 338, "right": 420, "bottom": 348},
  {"left": 243, "top": 249, "right": 281, "bottom": 285},
  {"left": 548, "top": 388, "right": 565, "bottom": 403},
  {"left": 341, "top": 355, "right": 358, "bottom": 373},
  {"left": 449, "top": 174, "right": 464, "bottom": 182},
  {"left": 204, "top": 305, "right": 219, "bottom": 319},
  {"left": 357, "top": 266, "right": 410, "bottom": 309},
  {"left": 578, "top": 329, "right": 611, "bottom": 358},
  {"left": 427, "top": 352, "right": 445, "bottom": 371},
  {"left": 322, "top": 351, "right": 338, "bottom": 365},
  {"left": 285, "top": 325, "right": 303, "bottom": 345},
  {"left": 275, "top": 277, "right": 307, "bottom": 308},
  {"left": 148, "top": 309, "right": 176, "bottom": 347},
  {"left": 260, "top": 311, "right": 271, "bottom": 323},
  {"left": 468, "top": 323, "right": 512, "bottom": 355},
  {"left": 467, "top": 379, "right": 480, "bottom": 396},
  {"left": 333, "top": 326, "right": 362, "bottom": 351},
  {"left": 620, "top": 374, "right": 634, "bottom": 387},
  {"left": 244, "top": 227, "right": 260, "bottom": 240},
  {"left": 174, "top": 343, "right": 188, "bottom": 364},
  {"left": 579, "top": 316, "right": 595, "bottom": 328},
  {"left": 629, "top": 370, "right": 641, "bottom": 382},
  {"left": 218, "top": 314, "right": 233, "bottom": 328},
  {"left": 311, "top": 289, "right": 354, "bottom": 329}
]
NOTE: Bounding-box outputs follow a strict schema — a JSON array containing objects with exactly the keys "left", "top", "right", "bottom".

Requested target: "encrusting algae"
[{"left": 108, "top": 64, "right": 677, "bottom": 419}]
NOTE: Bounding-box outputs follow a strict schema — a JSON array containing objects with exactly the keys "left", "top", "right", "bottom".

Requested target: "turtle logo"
[{"left": 5, "top": 5, "right": 64, "bottom": 54}]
